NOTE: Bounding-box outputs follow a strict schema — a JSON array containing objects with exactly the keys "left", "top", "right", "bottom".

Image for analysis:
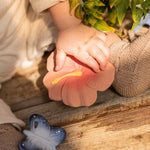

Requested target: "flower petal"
[
  {"left": 44, "top": 52, "right": 84, "bottom": 101},
  {"left": 86, "top": 63, "right": 115, "bottom": 91},
  {"left": 44, "top": 52, "right": 114, "bottom": 107},
  {"left": 43, "top": 71, "right": 65, "bottom": 101},
  {"left": 62, "top": 77, "right": 97, "bottom": 107}
]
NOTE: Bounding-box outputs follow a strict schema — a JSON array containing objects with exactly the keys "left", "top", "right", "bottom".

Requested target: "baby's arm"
[{"left": 49, "top": 0, "right": 110, "bottom": 72}]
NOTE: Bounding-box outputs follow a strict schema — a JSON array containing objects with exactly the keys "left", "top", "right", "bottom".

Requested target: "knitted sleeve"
[{"left": 29, "top": 0, "right": 66, "bottom": 13}]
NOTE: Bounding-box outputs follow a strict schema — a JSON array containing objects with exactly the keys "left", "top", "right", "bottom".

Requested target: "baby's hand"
[{"left": 55, "top": 24, "right": 110, "bottom": 72}]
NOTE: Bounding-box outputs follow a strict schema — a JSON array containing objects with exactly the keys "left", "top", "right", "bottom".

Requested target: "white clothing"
[
  {"left": 0, "top": 99, "right": 25, "bottom": 128},
  {"left": 0, "top": 0, "right": 65, "bottom": 127},
  {"left": 30, "top": 0, "right": 66, "bottom": 13}
]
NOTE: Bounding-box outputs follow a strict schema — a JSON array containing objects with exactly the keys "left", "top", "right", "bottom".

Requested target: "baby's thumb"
[{"left": 55, "top": 50, "right": 66, "bottom": 71}]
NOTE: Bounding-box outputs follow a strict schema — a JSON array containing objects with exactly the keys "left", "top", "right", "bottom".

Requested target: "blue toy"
[{"left": 19, "top": 114, "right": 66, "bottom": 150}]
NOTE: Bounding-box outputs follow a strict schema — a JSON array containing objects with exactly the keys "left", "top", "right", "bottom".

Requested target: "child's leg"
[
  {"left": 110, "top": 30, "right": 150, "bottom": 96},
  {"left": 0, "top": 124, "right": 24, "bottom": 150}
]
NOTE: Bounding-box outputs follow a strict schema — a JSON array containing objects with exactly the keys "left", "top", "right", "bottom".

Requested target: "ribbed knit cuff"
[{"left": 110, "top": 39, "right": 129, "bottom": 73}]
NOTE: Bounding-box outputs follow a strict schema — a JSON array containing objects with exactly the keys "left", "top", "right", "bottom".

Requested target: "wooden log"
[
  {"left": 14, "top": 88, "right": 150, "bottom": 127},
  {"left": 14, "top": 94, "right": 150, "bottom": 150},
  {"left": 57, "top": 106, "right": 150, "bottom": 150}
]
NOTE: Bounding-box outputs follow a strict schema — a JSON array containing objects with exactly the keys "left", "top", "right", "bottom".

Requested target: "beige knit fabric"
[
  {"left": 110, "top": 30, "right": 150, "bottom": 97},
  {"left": 0, "top": 124, "right": 25, "bottom": 150}
]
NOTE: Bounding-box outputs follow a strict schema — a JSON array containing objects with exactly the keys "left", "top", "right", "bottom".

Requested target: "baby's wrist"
[{"left": 49, "top": 0, "right": 81, "bottom": 31}]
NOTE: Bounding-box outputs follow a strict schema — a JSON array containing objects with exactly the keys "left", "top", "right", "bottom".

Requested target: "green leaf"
[
  {"left": 142, "top": 8, "right": 147, "bottom": 17},
  {"left": 83, "top": 15, "right": 89, "bottom": 25},
  {"left": 94, "top": 0, "right": 105, "bottom": 7},
  {"left": 69, "top": 0, "right": 80, "bottom": 14},
  {"left": 86, "top": 7, "right": 104, "bottom": 20},
  {"left": 88, "top": 15, "right": 98, "bottom": 26},
  {"left": 142, "top": 0, "right": 150, "bottom": 9},
  {"left": 131, "top": 0, "right": 136, "bottom": 22},
  {"left": 91, "top": 11, "right": 103, "bottom": 19},
  {"left": 109, "top": 0, "right": 118, "bottom": 8},
  {"left": 84, "top": 1, "right": 95, "bottom": 9},
  {"left": 94, "top": 20, "right": 115, "bottom": 32},
  {"left": 86, "top": 5, "right": 106, "bottom": 19},
  {"left": 136, "top": 0, "right": 144, "bottom": 4},
  {"left": 108, "top": 7, "right": 117, "bottom": 24},
  {"left": 75, "top": 5, "right": 83, "bottom": 19},
  {"left": 84, "top": 0, "right": 105, "bottom": 9},
  {"left": 70, "top": 0, "right": 150, "bottom": 35},
  {"left": 131, "top": 8, "right": 143, "bottom": 30},
  {"left": 117, "top": 0, "right": 130, "bottom": 25}
]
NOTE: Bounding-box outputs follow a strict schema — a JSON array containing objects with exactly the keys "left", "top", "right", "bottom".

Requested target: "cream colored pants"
[{"left": 0, "top": 0, "right": 57, "bottom": 128}]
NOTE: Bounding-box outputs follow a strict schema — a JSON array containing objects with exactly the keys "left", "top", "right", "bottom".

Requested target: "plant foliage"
[{"left": 69, "top": 0, "right": 150, "bottom": 32}]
